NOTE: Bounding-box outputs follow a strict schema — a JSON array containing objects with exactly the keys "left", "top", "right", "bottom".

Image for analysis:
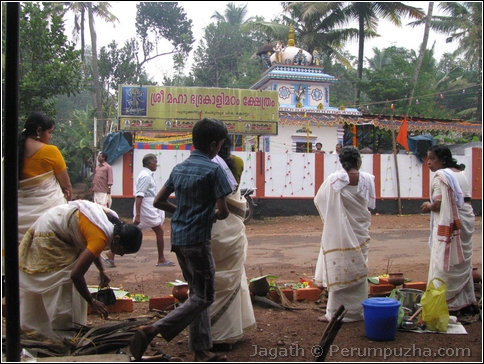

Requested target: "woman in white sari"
[
  {"left": 19, "top": 200, "right": 142, "bottom": 339},
  {"left": 18, "top": 112, "right": 72, "bottom": 242},
  {"left": 314, "top": 146, "right": 376, "bottom": 322},
  {"left": 210, "top": 126, "right": 256, "bottom": 350},
  {"left": 420, "top": 145, "right": 476, "bottom": 313}
]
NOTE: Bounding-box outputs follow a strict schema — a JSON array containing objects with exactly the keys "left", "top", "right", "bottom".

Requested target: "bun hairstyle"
[
  {"left": 18, "top": 111, "right": 56, "bottom": 179},
  {"left": 212, "top": 119, "right": 236, "bottom": 172},
  {"left": 428, "top": 145, "right": 465, "bottom": 171},
  {"left": 106, "top": 213, "right": 142, "bottom": 253},
  {"left": 339, "top": 146, "right": 361, "bottom": 171}
]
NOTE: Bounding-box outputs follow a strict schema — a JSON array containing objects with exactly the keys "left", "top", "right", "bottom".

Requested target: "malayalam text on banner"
[{"left": 118, "top": 85, "right": 279, "bottom": 135}]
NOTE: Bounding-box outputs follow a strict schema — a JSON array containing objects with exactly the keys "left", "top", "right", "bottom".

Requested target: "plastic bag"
[
  {"left": 420, "top": 278, "right": 449, "bottom": 332},
  {"left": 389, "top": 288, "right": 404, "bottom": 327}
]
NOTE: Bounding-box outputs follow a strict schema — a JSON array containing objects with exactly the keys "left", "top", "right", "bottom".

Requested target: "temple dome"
[{"left": 269, "top": 24, "right": 312, "bottom": 67}]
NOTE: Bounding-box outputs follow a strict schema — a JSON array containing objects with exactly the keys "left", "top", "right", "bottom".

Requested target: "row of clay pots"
[{"left": 172, "top": 267, "right": 480, "bottom": 302}]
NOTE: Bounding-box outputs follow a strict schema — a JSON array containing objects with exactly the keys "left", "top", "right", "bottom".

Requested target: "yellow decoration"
[{"left": 287, "top": 24, "right": 295, "bottom": 47}]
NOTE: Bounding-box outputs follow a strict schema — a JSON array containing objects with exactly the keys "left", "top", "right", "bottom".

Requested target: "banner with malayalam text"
[{"left": 118, "top": 85, "right": 279, "bottom": 135}]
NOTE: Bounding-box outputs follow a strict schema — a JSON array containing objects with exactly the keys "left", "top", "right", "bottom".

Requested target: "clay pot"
[
  {"left": 388, "top": 272, "right": 405, "bottom": 286},
  {"left": 472, "top": 267, "right": 481, "bottom": 283},
  {"left": 172, "top": 285, "right": 189, "bottom": 301},
  {"left": 249, "top": 277, "right": 270, "bottom": 296}
]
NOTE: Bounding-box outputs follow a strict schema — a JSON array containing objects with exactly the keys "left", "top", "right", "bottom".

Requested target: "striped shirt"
[{"left": 164, "top": 150, "right": 232, "bottom": 246}]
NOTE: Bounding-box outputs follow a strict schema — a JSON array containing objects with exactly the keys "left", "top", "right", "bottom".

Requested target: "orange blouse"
[
  {"left": 79, "top": 212, "right": 108, "bottom": 257},
  {"left": 22, "top": 144, "right": 67, "bottom": 180}
]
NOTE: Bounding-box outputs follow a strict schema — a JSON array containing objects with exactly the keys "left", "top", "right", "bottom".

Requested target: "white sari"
[
  {"left": 314, "top": 170, "right": 375, "bottom": 322},
  {"left": 428, "top": 169, "right": 476, "bottom": 310},
  {"left": 19, "top": 201, "right": 115, "bottom": 339},
  {"left": 18, "top": 170, "right": 66, "bottom": 242},
  {"left": 210, "top": 155, "right": 256, "bottom": 344}
]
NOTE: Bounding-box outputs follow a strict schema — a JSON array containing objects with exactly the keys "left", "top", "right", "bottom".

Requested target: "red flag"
[{"left": 396, "top": 118, "right": 409, "bottom": 151}]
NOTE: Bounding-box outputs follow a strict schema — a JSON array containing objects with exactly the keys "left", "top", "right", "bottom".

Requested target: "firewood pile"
[{"left": 4, "top": 317, "right": 153, "bottom": 358}]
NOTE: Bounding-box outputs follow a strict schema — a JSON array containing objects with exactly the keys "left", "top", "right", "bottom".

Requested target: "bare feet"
[
  {"left": 194, "top": 350, "right": 227, "bottom": 362},
  {"left": 130, "top": 325, "right": 159, "bottom": 361}
]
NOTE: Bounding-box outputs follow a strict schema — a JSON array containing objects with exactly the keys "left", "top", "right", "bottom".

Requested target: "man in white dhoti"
[
  {"left": 91, "top": 152, "right": 113, "bottom": 208},
  {"left": 314, "top": 146, "right": 376, "bottom": 322},
  {"left": 103, "top": 153, "right": 174, "bottom": 267}
]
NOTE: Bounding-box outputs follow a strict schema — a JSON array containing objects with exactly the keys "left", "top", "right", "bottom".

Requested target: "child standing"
[{"left": 130, "top": 118, "right": 232, "bottom": 362}]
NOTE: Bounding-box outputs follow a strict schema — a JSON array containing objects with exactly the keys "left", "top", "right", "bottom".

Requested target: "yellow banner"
[{"left": 118, "top": 85, "right": 279, "bottom": 135}]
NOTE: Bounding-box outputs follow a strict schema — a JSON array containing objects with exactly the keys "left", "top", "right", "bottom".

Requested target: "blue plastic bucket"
[{"left": 362, "top": 297, "right": 401, "bottom": 341}]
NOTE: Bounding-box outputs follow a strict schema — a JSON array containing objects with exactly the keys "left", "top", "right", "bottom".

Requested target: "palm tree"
[
  {"left": 242, "top": 2, "right": 362, "bottom": 69},
  {"left": 407, "top": 2, "right": 434, "bottom": 111},
  {"left": 284, "top": 2, "right": 364, "bottom": 69},
  {"left": 64, "top": 2, "right": 118, "bottom": 146},
  {"left": 346, "top": 2, "right": 425, "bottom": 106},
  {"left": 64, "top": 2, "right": 118, "bottom": 62},
  {"left": 365, "top": 47, "right": 391, "bottom": 70},
  {"left": 408, "top": 2, "right": 482, "bottom": 120},
  {"left": 302, "top": 2, "right": 424, "bottom": 106},
  {"left": 211, "top": 2, "right": 254, "bottom": 25}
]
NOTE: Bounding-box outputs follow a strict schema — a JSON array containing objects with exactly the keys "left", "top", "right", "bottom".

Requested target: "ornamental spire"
[{"left": 288, "top": 24, "right": 295, "bottom": 47}]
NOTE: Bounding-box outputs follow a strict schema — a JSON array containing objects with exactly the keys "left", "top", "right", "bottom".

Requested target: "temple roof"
[{"left": 250, "top": 64, "right": 337, "bottom": 90}]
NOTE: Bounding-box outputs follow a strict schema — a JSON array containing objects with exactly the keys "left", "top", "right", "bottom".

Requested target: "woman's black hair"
[
  {"left": 339, "top": 146, "right": 361, "bottom": 171},
  {"left": 18, "top": 111, "right": 56, "bottom": 179},
  {"left": 428, "top": 145, "right": 465, "bottom": 171},
  {"left": 106, "top": 213, "right": 142, "bottom": 253},
  {"left": 213, "top": 119, "right": 236, "bottom": 173}
]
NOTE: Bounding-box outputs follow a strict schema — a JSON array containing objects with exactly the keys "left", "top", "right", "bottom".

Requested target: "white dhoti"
[
  {"left": 93, "top": 192, "right": 111, "bottom": 208},
  {"left": 133, "top": 196, "right": 164, "bottom": 230}
]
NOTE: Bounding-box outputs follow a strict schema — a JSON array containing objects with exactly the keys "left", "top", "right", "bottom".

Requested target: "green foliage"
[
  {"left": 55, "top": 90, "right": 94, "bottom": 121},
  {"left": 53, "top": 108, "right": 95, "bottom": 183},
  {"left": 361, "top": 47, "right": 416, "bottom": 111},
  {"left": 135, "top": 2, "right": 194, "bottom": 60},
  {"left": 322, "top": 53, "right": 358, "bottom": 106},
  {"left": 283, "top": 2, "right": 360, "bottom": 68},
  {"left": 18, "top": 3, "right": 84, "bottom": 119},
  {"left": 191, "top": 22, "right": 264, "bottom": 88},
  {"left": 98, "top": 39, "right": 155, "bottom": 120}
]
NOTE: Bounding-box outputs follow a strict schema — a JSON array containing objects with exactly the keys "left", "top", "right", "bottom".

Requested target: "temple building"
[{"left": 251, "top": 25, "right": 361, "bottom": 154}]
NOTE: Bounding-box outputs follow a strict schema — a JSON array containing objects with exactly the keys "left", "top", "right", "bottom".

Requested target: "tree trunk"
[
  {"left": 476, "top": 48, "right": 482, "bottom": 121},
  {"left": 80, "top": 8, "right": 85, "bottom": 62},
  {"left": 407, "top": 2, "right": 434, "bottom": 111},
  {"left": 355, "top": 14, "right": 365, "bottom": 107},
  {"left": 88, "top": 3, "right": 103, "bottom": 150}
]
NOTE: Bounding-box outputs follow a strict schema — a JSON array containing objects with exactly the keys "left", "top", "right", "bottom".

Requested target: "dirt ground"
[{"left": 79, "top": 212, "right": 482, "bottom": 362}]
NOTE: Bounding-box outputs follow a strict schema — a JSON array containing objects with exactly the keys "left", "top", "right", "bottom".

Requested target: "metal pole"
[
  {"left": 4, "top": 2, "right": 21, "bottom": 361},
  {"left": 93, "top": 116, "right": 98, "bottom": 168},
  {"left": 391, "top": 113, "right": 403, "bottom": 215},
  {"left": 307, "top": 121, "right": 310, "bottom": 153}
]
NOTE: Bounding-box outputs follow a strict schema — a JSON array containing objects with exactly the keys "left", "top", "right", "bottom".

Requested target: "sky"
[{"left": 69, "top": 1, "right": 459, "bottom": 85}]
